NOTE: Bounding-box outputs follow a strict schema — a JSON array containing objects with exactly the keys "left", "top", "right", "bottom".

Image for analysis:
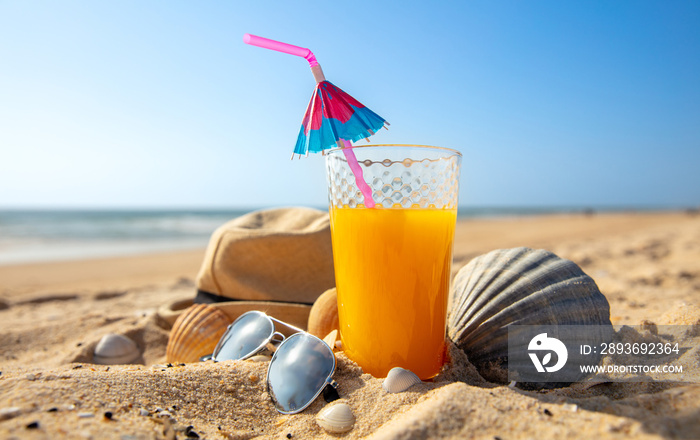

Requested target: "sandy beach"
[{"left": 1, "top": 211, "right": 699, "bottom": 439}]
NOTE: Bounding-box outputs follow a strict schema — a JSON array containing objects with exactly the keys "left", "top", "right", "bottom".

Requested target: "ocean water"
[
  {"left": 0, "top": 206, "right": 667, "bottom": 265},
  {"left": 0, "top": 209, "right": 249, "bottom": 265}
]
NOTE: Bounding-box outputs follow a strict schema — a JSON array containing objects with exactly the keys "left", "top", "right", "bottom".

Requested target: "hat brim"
[{"left": 157, "top": 298, "right": 312, "bottom": 332}]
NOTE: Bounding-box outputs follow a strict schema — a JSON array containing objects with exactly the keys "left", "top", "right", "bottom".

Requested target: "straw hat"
[{"left": 158, "top": 207, "right": 336, "bottom": 330}]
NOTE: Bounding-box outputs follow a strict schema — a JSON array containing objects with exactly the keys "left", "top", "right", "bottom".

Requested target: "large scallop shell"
[
  {"left": 307, "top": 288, "right": 339, "bottom": 339},
  {"left": 166, "top": 304, "right": 230, "bottom": 363},
  {"left": 316, "top": 402, "right": 355, "bottom": 433},
  {"left": 448, "top": 247, "right": 613, "bottom": 385},
  {"left": 93, "top": 333, "right": 140, "bottom": 365}
]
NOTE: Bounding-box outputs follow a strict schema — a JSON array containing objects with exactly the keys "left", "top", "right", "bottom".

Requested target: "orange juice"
[{"left": 329, "top": 206, "right": 457, "bottom": 379}]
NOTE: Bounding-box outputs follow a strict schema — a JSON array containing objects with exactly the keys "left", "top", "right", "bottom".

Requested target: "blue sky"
[{"left": 1, "top": 1, "right": 698, "bottom": 209}]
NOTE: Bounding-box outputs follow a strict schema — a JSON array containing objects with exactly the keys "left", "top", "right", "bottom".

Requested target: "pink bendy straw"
[{"left": 243, "top": 33, "right": 376, "bottom": 208}]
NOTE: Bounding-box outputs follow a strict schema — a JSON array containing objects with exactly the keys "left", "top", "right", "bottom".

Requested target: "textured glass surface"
[{"left": 326, "top": 145, "right": 461, "bottom": 209}]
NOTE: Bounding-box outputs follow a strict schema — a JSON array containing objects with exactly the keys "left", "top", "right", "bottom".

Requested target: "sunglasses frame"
[
  {"left": 212, "top": 310, "right": 296, "bottom": 362},
  {"left": 210, "top": 310, "right": 337, "bottom": 414},
  {"left": 266, "top": 332, "right": 337, "bottom": 414}
]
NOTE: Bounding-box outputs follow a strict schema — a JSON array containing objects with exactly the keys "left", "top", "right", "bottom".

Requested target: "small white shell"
[
  {"left": 0, "top": 407, "right": 22, "bottom": 421},
  {"left": 247, "top": 355, "right": 272, "bottom": 362},
  {"left": 316, "top": 403, "right": 355, "bottom": 433},
  {"left": 382, "top": 367, "right": 421, "bottom": 393},
  {"left": 93, "top": 333, "right": 140, "bottom": 365}
]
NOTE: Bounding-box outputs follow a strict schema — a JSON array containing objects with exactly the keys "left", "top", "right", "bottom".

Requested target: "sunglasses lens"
[
  {"left": 267, "top": 333, "right": 335, "bottom": 414},
  {"left": 213, "top": 312, "right": 274, "bottom": 361}
]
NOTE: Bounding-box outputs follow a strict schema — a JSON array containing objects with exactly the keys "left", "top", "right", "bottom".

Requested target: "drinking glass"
[{"left": 326, "top": 144, "right": 461, "bottom": 379}]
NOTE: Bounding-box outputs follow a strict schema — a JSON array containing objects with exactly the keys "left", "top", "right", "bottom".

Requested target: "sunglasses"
[{"left": 211, "top": 310, "right": 337, "bottom": 414}]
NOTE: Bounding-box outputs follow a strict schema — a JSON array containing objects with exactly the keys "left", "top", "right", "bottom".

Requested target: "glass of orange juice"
[{"left": 326, "top": 144, "right": 462, "bottom": 379}]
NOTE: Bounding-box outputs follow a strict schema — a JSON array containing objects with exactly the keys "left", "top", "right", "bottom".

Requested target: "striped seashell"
[
  {"left": 316, "top": 403, "right": 355, "bottom": 433},
  {"left": 448, "top": 247, "right": 613, "bottom": 386},
  {"left": 382, "top": 367, "right": 422, "bottom": 393},
  {"left": 166, "top": 304, "right": 230, "bottom": 363},
  {"left": 93, "top": 333, "right": 140, "bottom": 365}
]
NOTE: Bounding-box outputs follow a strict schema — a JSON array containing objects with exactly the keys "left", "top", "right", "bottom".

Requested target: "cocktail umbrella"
[
  {"left": 244, "top": 34, "right": 388, "bottom": 208},
  {"left": 294, "top": 80, "right": 387, "bottom": 156}
]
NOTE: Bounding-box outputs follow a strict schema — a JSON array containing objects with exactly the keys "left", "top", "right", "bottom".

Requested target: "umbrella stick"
[{"left": 341, "top": 139, "right": 376, "bottom": 208}]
